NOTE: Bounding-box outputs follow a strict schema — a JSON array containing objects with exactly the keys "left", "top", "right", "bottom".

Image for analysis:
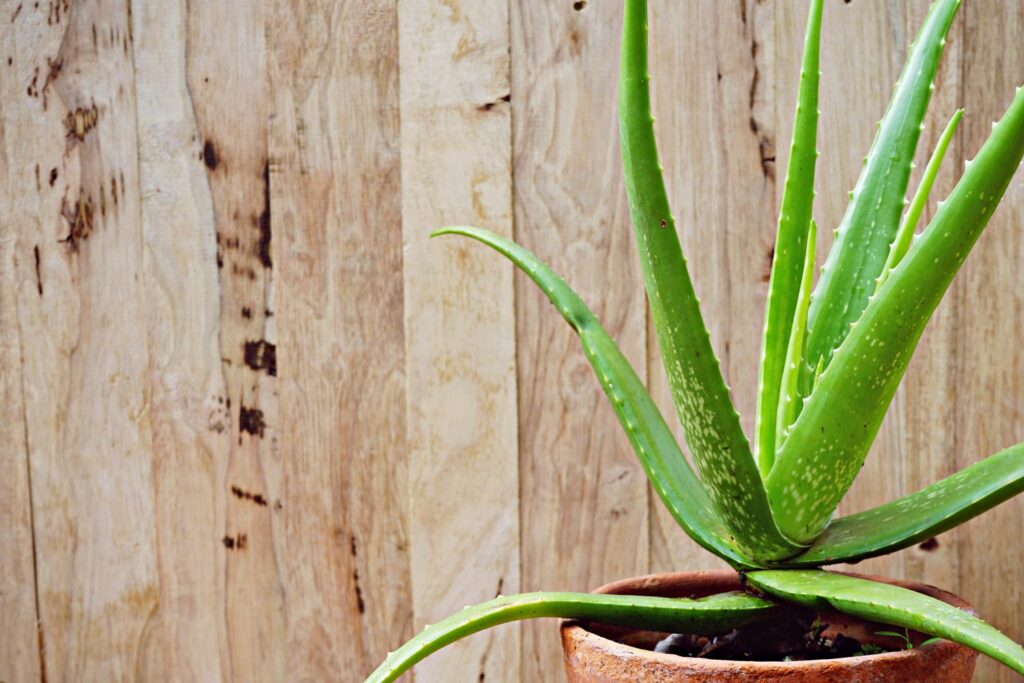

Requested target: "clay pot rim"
[{"left": 560, "top": 569, "right": 977, "bottom": 671}]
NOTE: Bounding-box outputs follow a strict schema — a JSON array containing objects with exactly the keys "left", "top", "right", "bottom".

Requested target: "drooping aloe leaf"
[
  {"left": 768, "top": 85, "right": 1024, "bottom": 543},
  {"left": 756, "top": 0, "right": 823, "bottom": 476},
  {"left": 797, "top": 0, "right": 961, "bottom": 405},
  {"left": 877, "top": 108, "right": 963, "bottom": 291},
  {"left": 366, "top": 590, "right": 779, "bottom": 683},
  {"left": 433, "top": 227, "right": 753, "bottom": 567},
  {"left": 621, "top": 0, "right": 803, "bottom": 561},
  {"left": 775, "top": 220, "right": 816, "bottom": 455},
  {"left": 781, "top": 441, "right": 1024, "bottom": 567},
  {"left": 747, "top": 570, "right": 1024, "bottom": 676}
]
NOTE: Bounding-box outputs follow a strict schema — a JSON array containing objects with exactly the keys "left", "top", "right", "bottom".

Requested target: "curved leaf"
[
  {"left": 783, "top": 442, "right": 1024, "bottom": 566},
  {"left": 366, "top": 590, "right": 778, "bottom": 683},
  {"left": 433, "top": 227, "right": 752, "bottom": 567},
  {"left": 621, "top": 0, "right": 803, "bottom": 561},
  {"left": 798, "top": 0, "right": 961, "bottom": 403},
  {"left": 747, "top": 570, "right": 1024, "bottom": 677},
  {"left": 768, "top": 85, "right": 1024, "bottom": 542},
  {"left": 756, "top": 0, "right": 823, "bottom": 475}
]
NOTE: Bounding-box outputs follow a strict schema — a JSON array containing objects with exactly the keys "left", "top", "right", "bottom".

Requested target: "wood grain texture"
[
  {"left": 0, "top": 78, "right": 42, "bottom": 678},
  {"left": 2, "top": 0, "right": 161, "bottom": 679},
  {"left": 0, "top": 2, "right": 1021, "bottom": 682},
  {"left": 399, "top": 0, "right": 520, "bottom": 680},
  {"left": 7, "top": 0, "right": 160, "bottom": 679},
  {"left": 511, "top": 2, "right": 648, "bottom": 680},
  {"left": 955, "top": 4, "right": 1024, "bottom": 681},
  {"left": 185, "top": 2, "right": 286, "bottom": 681},
  {"left": 131, "top": 0, "right": 231, "bottom": 677},
  {"left": 268, "top": 0, "right": 412, "bottom": 679}
]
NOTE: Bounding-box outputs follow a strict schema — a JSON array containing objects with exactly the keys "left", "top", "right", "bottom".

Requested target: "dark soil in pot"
[{"left": 561, "top": 570, "right": 980, "bottom": 682}]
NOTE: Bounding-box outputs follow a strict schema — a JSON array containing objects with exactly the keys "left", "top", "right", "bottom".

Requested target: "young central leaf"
[
  {"left": 755, "top": 0, "right": 822, "bottom": 476},
  {"left": 620, "top": 0, "right": 803, "bottom": 561}
]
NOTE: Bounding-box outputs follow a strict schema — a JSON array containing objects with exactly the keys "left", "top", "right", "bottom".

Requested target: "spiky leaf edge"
[
  {"left": 877, "top": 108, "right": 963, "bottom": 291},
  {"left": 775, "top": 220, "right": 816, "bottom": 455},
  {"left": 756, "top": 0, "right": 823, "bottom": 475},
  {"left": 797, "top": 0, "right": 962, "bottom": 406},
  {"left": 769, "top": 85, "right": 1024, "bottom": 542},
  {"left": 621, "top": 0, "right": 802, "bottom": 560}
]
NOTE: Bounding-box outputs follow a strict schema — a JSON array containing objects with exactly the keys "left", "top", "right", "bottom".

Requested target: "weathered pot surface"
[{"left": 561, "top": 570, "right": 979, "bottom": 682}]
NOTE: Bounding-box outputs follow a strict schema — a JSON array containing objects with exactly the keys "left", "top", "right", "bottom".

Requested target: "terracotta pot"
[{"left": 561, "top": 570, "right": 979, "bottom": 682}]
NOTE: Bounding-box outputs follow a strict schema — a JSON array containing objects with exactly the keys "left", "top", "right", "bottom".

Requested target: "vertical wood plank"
[
  {"left": 130, "top": 0, "right": 230, "bottom": 677},
  {"left": 0, "top": 90, "right": 42, "bottom": 678},
  {"left": 956, "top": 4, "right": 1024, "bottom": 681},
  {"left": 267, "top": 0, "right": 412, "bottom": 679},
  {"left": 511, "top": 2, "right": 648, "bottom": 679},
  {"left": 5, "top": 0, "right": 160, "bottom": 678},
  {"left": 647, "top": 0, "right": 776, "bottom": 574},
  {"left": 185, "top": 2, "right": 286, "bottom": 680},
  {"left": 399, "top": 0, "right": 519, "bottom": 680}
]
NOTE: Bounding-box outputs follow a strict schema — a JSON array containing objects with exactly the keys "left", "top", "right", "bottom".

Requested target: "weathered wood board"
[{"left": 0, "top": 1, "right": 1020, "bottom": 681}]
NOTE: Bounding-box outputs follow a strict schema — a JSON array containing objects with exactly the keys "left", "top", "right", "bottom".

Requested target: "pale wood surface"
[
  {"left": 399, "top": 1, "right": 520, "bottom": 681},
  {"left": 268, "top": 0, "right": 412, "bottom": 680},
  {"left": 510, "top": 1, "right": 648, "bottom": 678},
  {"left": 0, "top": 1, "right": 1021, "bottom": 682}
]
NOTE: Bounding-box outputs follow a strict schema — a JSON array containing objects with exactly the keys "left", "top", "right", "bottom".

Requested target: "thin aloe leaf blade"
[
  {"left": 878, "top": 108, "right": 964, "bottom": 290},
  {"left": 775, "top": 220, "right": 817, "bottom": 454},
  {"left": 747, "top": 570, "right": 1024, "bottom": 676},
  {"left": 433, "top": 227, "right": 751, "bottom": 567},
  {"left": 620, "top": 0, "right": 802, "bottom": 560},
  {"left": 756, "top": 0, "right": 823, "bottom": 475},
  {"left": 798, "top": 0, "right": 961, "bottom": 403},
  {"left": 784, "top": 442, "right": 1024, "bottom": 566},
  {"left": 768, "top": 85, "right": 1024, "bottom": 542},
  {"left": 366, "top": 591, "right": 779, "bottom": 683}
]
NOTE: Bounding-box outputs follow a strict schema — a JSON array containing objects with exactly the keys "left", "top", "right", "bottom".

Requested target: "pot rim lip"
[{"left": 560, "top": 569, "right": 978, "bottom": 671}]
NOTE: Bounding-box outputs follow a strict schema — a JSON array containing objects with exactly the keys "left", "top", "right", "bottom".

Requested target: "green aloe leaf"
[
  {"left": 433, "top": 227, "right": 752, "bottom": 567},
  {"left": 621, "top": 0, "right": 803, "bottom": 561},
  {"left": 366, "top": 590, "right": 779, "bottom": 683},
  {"left": 747, "top": 570, "right": 1024, "bottom": 676},
  {"left": 798, "top": 0, "right": 961, "bottom": 404},
  {"left": 768, "top": 85, "right": 1024, "bottom": 543},
  {"left": 775, "top": 220, "right": 817, "bottom": 455},
  {"left": 782, "top": 442, "right": 1024, "bottom": 566},
  {"left": 877, "top": 108, "right": 963, "bottom": 290},
  {"left": 756, "top": 0, "right": 823, "bottom": 476}
]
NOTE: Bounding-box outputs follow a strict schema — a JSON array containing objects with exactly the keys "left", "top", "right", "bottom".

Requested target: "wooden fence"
[{"left": 1, "top": 1, "right": 1022, "bottom": 681}]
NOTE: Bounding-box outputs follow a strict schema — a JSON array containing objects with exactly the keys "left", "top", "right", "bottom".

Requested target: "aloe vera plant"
[{"left": 367, "top": 0, "right": 1024, "bottom": 680}]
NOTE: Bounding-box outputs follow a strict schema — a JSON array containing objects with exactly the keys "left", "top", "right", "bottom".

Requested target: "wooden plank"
[
  {"left": 647, "top": 0, "right": 775, "bottom": 575},
  {"left": 955, "top": 4, "right": 1024, "bottom": 681},
  {"left": 130, "top": 0, "right": 231, "bottom": 676},
  {"left": 0, "top": 93, "right": 42, "bottom": 679},
  {"left": 4, "top": 0, "right": 160, "bottom": 678},
  {"left": 267, "top": 1, "right": 412, "bottom": 679},
  {"left": 399, "top": 0, "right": 519, "bottom": 680},
  {"left": 510, "top": 2, "right": 648, "bottom": 679},
  {"left": 184, "top": 2, "right": 286, "bottom": 680}
]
